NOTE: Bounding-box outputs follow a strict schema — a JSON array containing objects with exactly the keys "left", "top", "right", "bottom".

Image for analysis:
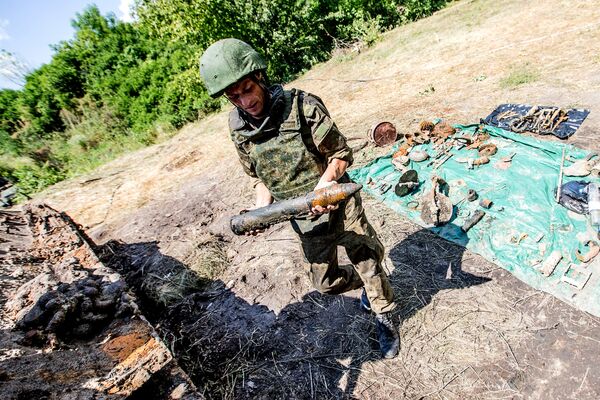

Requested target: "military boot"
[{"left": 375, "top": 312, "right": 400, "bottom": 359}]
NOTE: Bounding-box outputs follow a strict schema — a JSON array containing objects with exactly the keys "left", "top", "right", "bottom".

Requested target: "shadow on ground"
[
  {"left": 97, "top": 225, "right": 491, "bottom": 399},
  {"left": 388, "top": 227, "right": 491, "bottom": 321}
]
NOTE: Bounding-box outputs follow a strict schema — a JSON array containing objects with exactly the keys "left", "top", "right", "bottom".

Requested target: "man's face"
[{"left": 225, "top": 77, "right": 267, "bottom": 118}]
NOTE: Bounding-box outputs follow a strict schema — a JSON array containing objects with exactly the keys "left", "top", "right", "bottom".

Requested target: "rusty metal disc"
[{"left": 369, "top": 122, "right": 397, "bottom": 146}]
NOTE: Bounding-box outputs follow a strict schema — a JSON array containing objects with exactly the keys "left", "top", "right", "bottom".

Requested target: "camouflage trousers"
[{"left": 290, "top": 192, "right": 395, "bottom": 314}]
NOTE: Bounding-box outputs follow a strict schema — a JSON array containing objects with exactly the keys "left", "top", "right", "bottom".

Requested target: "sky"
[{"left": 0, "top": 0, "right": 135, "bottom": 89}]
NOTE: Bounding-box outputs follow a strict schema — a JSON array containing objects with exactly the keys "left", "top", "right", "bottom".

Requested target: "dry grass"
[
  {"left": 499, "top": 63, "right": 540, "bottom": 89},
  {"left": 185, "top": 234, "right": 229, "bottom": 280},
  {"left": 38, "top": 111, "right": 233, "bottom": 229},
  {"left": 149, "top": 235, "right": 228, "bottom": 307}
]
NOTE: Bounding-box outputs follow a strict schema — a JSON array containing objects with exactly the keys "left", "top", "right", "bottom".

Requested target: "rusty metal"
[
  {"left": 230, "top": 183, "right": 362, "bottom": 235},
  {"left": 467, "top": 189, "right": 478, "bottom": 202},
  {"left": 466, "top": 126, "right": 490, "bottom": 149},
  {"left": 575, "top": 240, "right": 600, "bottom": 263},
  {"left": 478, "top": 143, "right": 497, "bottom": 157},
  {"left": 431, "top": 123, "right": 456, "bottom": 144},
  {"left": 479, "top": 198, "right": 493, "bottom": 209},
  {"left": 509, "top": 106, "right": 570, "bottom": 135},
  {"left": 419, "top": 120, "right": 434, "bottom": 132},
  {"left": 393, "top": 145, "right": 411, "bottom": 158},
  {"left": 420, "top": 176, "right": 453, "bottom": 226},
  {"left": 395, "top": 170, "right": 419, "bottom": 197},
  {"left": 369, "top": 121, "right": 398, "bottom": 146},
  {"left": 468, "top": 156, "right": 490, "bottom": 169},
  {"left": 462, "top": 209, "right": 485, "bottom": 232}
]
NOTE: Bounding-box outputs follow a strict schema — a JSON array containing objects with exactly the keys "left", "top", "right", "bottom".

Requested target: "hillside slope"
[{"left": 35, "top": 0, "right": 600, "bottom": 398}]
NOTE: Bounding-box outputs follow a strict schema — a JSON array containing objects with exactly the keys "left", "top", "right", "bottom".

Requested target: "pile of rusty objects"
[
  {"left": 389, "top": 122, "right": 504, "bottom": 172},
  {"left": 15, "top": 276, "right": 137, "bottom": 346},
  {"left": 368, "top": 120, "right": 600, "bottom": 291},
  {"left": 496, "top": 106, "right": 570, "bottom": 136},
  {"left": 365, "top": 121, "right": 502, "bottom": 230}
]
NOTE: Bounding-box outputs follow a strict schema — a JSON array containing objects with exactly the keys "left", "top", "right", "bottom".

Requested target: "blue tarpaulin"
[{"left": 349, "top": 124, "right": 600, "bottom": 316}]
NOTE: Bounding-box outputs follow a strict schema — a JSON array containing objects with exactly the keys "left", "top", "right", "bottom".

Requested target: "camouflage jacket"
[{"left": 229, "top": 85, "right": 353, "bottom": 201}]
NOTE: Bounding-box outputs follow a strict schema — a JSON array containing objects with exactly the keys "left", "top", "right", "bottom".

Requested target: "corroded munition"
[
  {"left": 230, "top": 183, "right": 362, "bottom": 235},
  {"left": 420, "top": 175, "right": 453, "bottom": 226}
]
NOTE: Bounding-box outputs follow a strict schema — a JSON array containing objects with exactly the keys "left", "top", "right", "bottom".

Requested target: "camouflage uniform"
[{"left": 230, "top": 85, "right": 395, "bottom": 314}]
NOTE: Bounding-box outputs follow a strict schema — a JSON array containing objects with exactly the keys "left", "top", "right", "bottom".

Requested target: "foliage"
[
  {"left": 0, "top": 1, "right": 449, "bottom": 200},
  {"left": 0, "top": 90, "right": 21, "bottom": 135}
]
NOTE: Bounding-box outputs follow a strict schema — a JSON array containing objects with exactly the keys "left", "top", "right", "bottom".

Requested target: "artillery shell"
[
  {"left": 461, "top": 210, "right": 485, "bottom": 232},
  {"left": 230, "top": 183, "right": 362, "bottom": 235}
]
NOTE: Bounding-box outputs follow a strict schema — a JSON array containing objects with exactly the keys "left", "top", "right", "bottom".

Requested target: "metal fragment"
[
  {"left": 462, "top": 210, "right": 485, "bottom": 232},
  {"left": 539, "top": 250, "right": 562, "bottom": 277},
  {"left": 575, "top": 241, "right": 600, "bottom": 263},
  {"left": 561, "top": 263, "right": 592, "bottom": 290},
  {"left": 369, "top": 122, "right": 398, "bottom": 146}
]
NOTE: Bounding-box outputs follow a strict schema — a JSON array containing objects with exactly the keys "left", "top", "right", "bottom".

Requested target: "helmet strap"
[{"left": 251, "top": 71, "right": 270, "bottom": 93}]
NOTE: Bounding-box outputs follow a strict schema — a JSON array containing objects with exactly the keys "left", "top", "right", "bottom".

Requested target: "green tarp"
[{"left": 349, "top": 124, "right": 600, "bottom": 316}]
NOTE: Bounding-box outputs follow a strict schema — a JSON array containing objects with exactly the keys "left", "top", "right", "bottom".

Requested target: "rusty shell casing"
[{"left": 230, "top": 183, "right": 362, "bottom": 235}]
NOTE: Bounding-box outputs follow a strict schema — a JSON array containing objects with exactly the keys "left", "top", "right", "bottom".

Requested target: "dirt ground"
[
  {"left": 30, "top": 0, "right": 600, "bottom": 398},
  {"left": 0, "top": 206, "right": 199, "bottom": 399}
]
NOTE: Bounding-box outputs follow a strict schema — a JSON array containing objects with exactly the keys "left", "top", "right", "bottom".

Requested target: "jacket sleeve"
[
  {"left": 229, "top": 110, "right": 259, "bottom": 180},
  {"left": 234, "top": 144, "right": 258, "bottom": 179},
  {"left": 302, "top": 94, "right": 353, "bottom": 166}
]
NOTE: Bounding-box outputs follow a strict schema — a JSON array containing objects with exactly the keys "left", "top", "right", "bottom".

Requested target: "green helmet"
[{"left": 199, "top": 38, "right": 267, "bottom": 98}]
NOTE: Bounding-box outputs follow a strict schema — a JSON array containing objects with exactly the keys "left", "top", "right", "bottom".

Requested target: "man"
[{"left": 199, "top": 38, "right": 399, "bottom": 358}]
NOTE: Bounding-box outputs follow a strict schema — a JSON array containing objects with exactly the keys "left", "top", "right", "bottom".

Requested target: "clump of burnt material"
[{"left": 16, "top": 275, "right": 138, "bottom": 344}]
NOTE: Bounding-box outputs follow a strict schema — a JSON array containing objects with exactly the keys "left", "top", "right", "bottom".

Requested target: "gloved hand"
[{"left": 310, "top": 180, "right": 339, "bottom": 215}]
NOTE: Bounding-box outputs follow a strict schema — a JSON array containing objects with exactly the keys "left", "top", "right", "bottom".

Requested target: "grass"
[
  {"left": 499, "top": 63, "right": 540, "bottom": 89},
  {"left": 146, "top": 235, "right": 229, "bottom": 307},
  {"left": 2, "top": 106, "right": 179, "bottom": 202},
  {"left": 187, "top": 234, "right": 229, "bottom": 280}
]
